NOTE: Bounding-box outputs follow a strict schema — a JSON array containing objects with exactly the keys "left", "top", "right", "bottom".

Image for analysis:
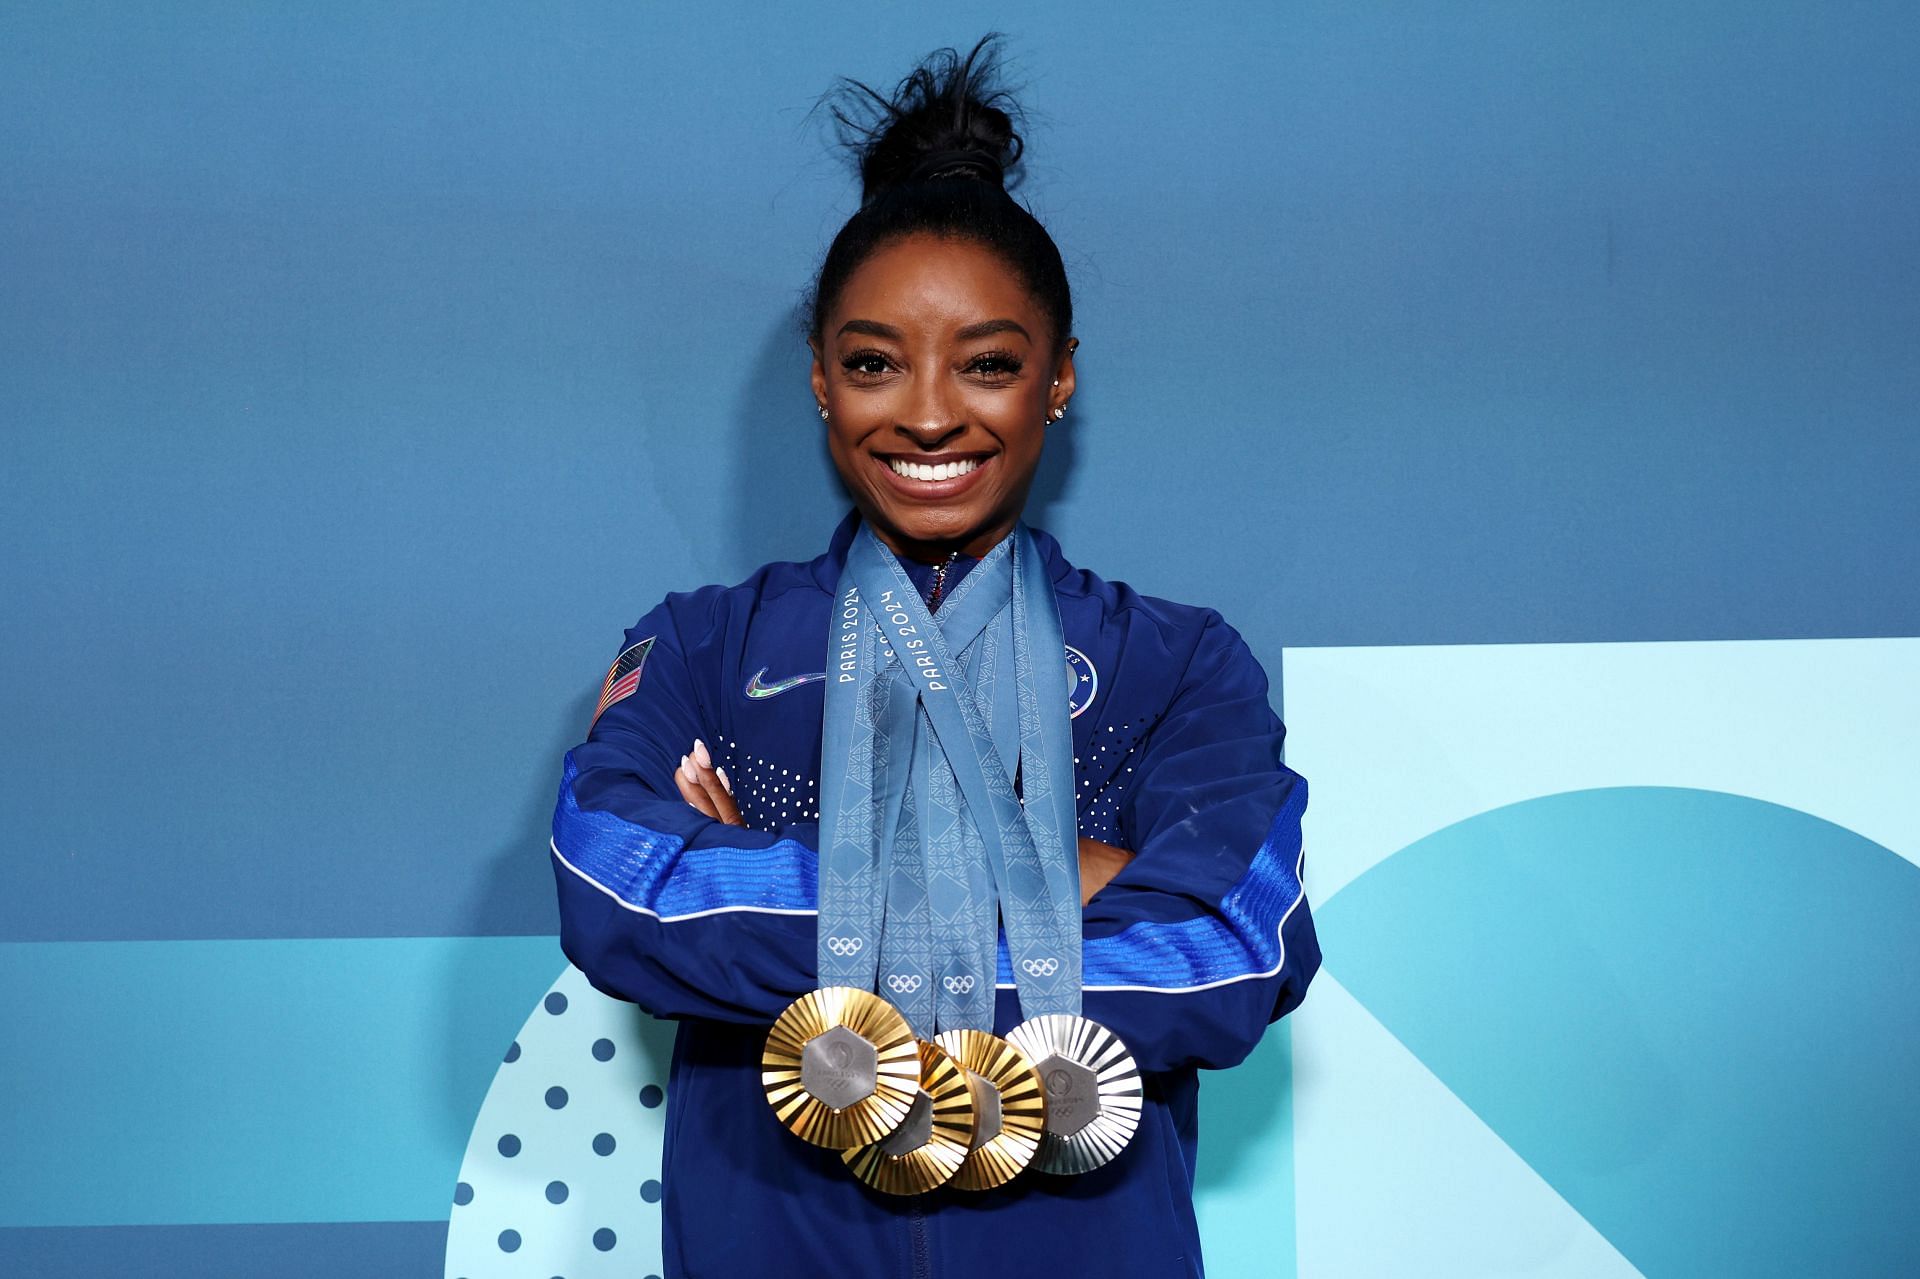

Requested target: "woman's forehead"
[{"left": 829, "top": 235, "right": 1044, "bottom": 335}]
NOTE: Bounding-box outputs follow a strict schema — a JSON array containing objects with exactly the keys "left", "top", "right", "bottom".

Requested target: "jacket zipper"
[
  {"left": 910, "top": 1201, "right": 933, "bottom": 1279},
  {"left": 926, "top": 550, "right": 958, "bottom": 612}
]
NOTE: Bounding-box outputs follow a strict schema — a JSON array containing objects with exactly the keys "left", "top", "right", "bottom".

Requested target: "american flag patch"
[{"left": 591, "top": 636, "right": 655, "bottom": 727}]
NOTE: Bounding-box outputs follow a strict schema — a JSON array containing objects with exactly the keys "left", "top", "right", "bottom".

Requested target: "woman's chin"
[{"left": 863, "top": 501, "right": 998, "bottom": 553}]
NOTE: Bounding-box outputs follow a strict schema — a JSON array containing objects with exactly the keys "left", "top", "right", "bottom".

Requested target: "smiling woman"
[
  {"left": 548, "top": 33, "right": 1320, "bottom": 1279},
  {"left": 814, "top": 234, "right": 1074, "bottom": 559}
]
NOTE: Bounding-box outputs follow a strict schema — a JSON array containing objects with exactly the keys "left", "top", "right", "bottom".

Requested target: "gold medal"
[
  {"left": 1006, "top": 1014, "right": 1142, "bottom": 1175},
  {"left": 762, "top": 986, "right": 920, "bottom": 1149},
  {"left": 841, "top": 1038, "right": 976, "bottom": 1195},
  {"left": 930, "top": 1028, "right": 1048, "bottom": 1190}
]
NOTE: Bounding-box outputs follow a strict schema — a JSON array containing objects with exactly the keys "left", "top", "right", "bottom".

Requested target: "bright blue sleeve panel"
[
  {"left": 1080, "top": 611, "right": 1321, "bottom": 1073},
  {"left": 551, "top": 600, "right": 820, "bottom": 1024}
]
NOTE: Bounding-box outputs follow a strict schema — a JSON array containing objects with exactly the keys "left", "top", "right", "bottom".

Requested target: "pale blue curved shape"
[
  {"left": 1319, "top": 787, "right": 1920, "bottom": 1277},
  {"left": 445, "top": 964, "right": 674, "bottom": 1279}
]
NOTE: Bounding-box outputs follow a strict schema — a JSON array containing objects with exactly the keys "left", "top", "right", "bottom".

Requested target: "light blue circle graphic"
[
  {"left": 1319, "top": 787, "right": 1920, "bottom": 1276},
  {"left": 445, "top": 965, "right": 677, "bottom": 1278}
]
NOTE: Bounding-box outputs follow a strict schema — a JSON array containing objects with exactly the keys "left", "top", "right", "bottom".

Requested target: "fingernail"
[
  {"left": 692, "top": 739, "right": 711, "bottom": 768},
  {"left": 716, "top": 766, "right": 731, "bottom": 793},
  {"left": 678, "top": 754, "right": 692, "bottom": 780}
]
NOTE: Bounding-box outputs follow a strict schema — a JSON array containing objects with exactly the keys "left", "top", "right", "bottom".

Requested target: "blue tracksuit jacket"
[{"left": 551, "top": 513, "right": 1320, "bottom": 1278}]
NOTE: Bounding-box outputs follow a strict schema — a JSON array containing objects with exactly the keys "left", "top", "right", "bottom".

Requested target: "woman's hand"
[
  {"left": 674, "top": 738, "right": 744, "bottom": 827},
  {"left": 1078, "top": 836, "right": 1134, "bottom": 906}
]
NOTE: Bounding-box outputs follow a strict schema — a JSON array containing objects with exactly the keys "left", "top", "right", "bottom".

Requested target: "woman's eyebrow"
[
  {"left": 836, "top": 318, "right": 1032, "bottom": 342},
  {"left": 956, "top": 319, "right": 1029, "bottom": 342},
  {"left": 837, "top": 319, "right": 902, "bottom": 340}
]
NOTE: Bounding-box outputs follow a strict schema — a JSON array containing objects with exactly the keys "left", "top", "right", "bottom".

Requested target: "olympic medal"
[
  {"left": 841, "top": 1039, "right": 976, "bottom": 1195},
  {"left": 930, "top": 1028, "right": 1048, "bottom": 1190},
  {"left": 1005, "top": 1014, "right": 1142, "bottom": 1175},
  {"left": 762, "top": 986, "right": 921, "bottom": 1149}
]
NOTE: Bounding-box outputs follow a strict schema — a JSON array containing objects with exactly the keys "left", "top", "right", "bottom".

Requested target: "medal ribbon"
[{"left": 816, "top": 521, "right": 1082, "bottom": 1036}]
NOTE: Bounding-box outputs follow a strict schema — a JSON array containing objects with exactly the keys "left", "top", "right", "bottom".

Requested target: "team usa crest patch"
[
  {"left": 592, "top": 637, "right": 655, "bottom": 727},
  {"left": 1065, "top": 644, "right": 1098, "bottom": 719}
]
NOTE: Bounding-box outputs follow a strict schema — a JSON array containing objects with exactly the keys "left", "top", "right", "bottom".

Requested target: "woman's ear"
[
  {"left": 809, "top": 339, "right": 828, "bottom": 411},
  {"left": 1050, "top": 337, "right": 1078, "bottom": 417}
]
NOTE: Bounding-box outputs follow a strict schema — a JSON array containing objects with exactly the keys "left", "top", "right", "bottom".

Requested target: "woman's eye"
[
  {"left": 841, "top": 350, "right": 893, "bottom": 378},
  {"left": 966, "top": 352, "right": 1024, "bottom": 381}
]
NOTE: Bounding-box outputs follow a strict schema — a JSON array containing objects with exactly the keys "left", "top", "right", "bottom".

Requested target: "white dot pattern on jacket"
[{"left": 716, "top": 715, "right": 1154, "bottom": 844}]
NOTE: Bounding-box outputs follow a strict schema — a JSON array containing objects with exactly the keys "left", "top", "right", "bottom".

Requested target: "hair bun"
[{"left": 825, "top": 34, "right": 1025, "bottom": 207}]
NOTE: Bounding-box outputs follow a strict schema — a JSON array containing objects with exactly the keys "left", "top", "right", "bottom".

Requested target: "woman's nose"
[
  {"left": 895, "top": 375, "right": 966, "bottom": 448},
  {"left": 894, "top": 418, "right": 967, "bottom": 450}
]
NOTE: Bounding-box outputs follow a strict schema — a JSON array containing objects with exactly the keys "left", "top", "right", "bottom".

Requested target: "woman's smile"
[{"left": 875, "top": 450, "right": 994, "bottom": 495}]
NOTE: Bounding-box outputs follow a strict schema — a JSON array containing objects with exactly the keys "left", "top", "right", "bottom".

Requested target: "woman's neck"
[{"left": 863, "top": 515, "right": 1015, "bottom": 564}]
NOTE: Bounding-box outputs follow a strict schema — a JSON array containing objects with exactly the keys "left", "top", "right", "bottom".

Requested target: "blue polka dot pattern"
[
  {"left": 640, "top": 1180, "right": 661, "bottom": 1204},
  {"left": 453, "top": 1181, "right": 473, "bottom": 1206},
  {"left": 445, "top": 965, "right": 674, "bottom": 1277},
  {"left": 498, "top": 1229, "right": 521, "bottom": 1253}
]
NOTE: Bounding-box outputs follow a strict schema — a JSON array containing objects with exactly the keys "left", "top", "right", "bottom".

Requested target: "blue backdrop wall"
[{"left": 3, "top": 4, "right": 1916, "bottom": 1276}]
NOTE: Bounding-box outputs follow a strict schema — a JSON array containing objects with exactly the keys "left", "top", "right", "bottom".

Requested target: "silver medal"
[{"left": 1005, "top": 1013, "right": 1142, "bottom": 1175}]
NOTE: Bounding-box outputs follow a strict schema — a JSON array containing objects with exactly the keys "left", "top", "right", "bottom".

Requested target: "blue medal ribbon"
[{"left": 816, "top": 521, "right": 1082, "bottom": 1036}]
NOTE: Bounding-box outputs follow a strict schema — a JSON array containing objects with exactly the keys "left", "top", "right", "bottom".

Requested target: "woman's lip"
[{"left": 871, "top": 451, "right": 996, "bottom": 500}]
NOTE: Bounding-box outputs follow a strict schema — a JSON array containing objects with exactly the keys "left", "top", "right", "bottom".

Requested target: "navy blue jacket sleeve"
[
  {"left": 550, "top": 597, "right": 819, "bottom": 1023},
  {"left": 1077, "top": 611, "right": 1320, "bottom": 1073}
]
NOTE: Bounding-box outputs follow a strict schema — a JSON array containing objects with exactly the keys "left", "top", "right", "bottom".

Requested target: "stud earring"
[
  {"left": 1051, "top": 405, "right": 1067, "bottom": 421},
  {"left": 818, "top": 405, "right": 830, "bottom": 420}
]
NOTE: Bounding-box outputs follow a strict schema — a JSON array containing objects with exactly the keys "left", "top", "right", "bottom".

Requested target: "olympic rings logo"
[
  {"left": 942, "top": 975, "right": 976, "bottom": 995},
  {"left": 1020, "top": 957, "right": 1061, "bottom": 977},
  {"left": 885, "top": 974, "right": 924, "bottom": 994},
  {"left": 825, "top": 936, "right": 864, "bottom": 956}
]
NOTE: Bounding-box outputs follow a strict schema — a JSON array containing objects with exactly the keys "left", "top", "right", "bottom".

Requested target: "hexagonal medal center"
[
  {"left": 1036, "top": 1053, "right": 1100, "bottom": 1137},
  {"left": 877, "top": 1088, "right": 934, "bottom": 1156},
  {"left": 963, "top": 1068, "right": 1003, "bottom": 1151},
  {"left": 800, "top": 1025, "right": 877, "bottom": 1111}
]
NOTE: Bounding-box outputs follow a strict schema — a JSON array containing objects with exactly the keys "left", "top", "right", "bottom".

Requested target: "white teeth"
[{"left": 889, "top": 457, "right": 980, "bottom": 482}]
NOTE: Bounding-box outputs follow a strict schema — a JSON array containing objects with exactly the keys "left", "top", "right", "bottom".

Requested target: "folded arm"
[
  {"left": 1072, "top": 611, "right": 1321, "bottom": 1073},
  {"left": 550, "top": 598, "right": 821, "bottom": 1023}
]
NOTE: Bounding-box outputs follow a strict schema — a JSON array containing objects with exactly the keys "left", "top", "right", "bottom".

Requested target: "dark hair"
[{"left": 807, "top": 34, "right": 1073, "bottom": 352}]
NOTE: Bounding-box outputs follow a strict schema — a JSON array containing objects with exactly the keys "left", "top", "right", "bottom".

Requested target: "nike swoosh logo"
[{"left": 744, "top": 667, "right": 828, "bottom": 700}]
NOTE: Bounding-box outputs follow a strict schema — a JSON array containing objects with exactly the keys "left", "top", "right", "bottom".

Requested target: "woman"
[{"left": 551, "top": 36, "right": 1319, "bottom": 1278}]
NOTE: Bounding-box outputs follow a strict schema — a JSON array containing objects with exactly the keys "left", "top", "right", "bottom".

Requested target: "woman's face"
[{"left": 811, "top": 233, "right": 1076, "bottom": 561}]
